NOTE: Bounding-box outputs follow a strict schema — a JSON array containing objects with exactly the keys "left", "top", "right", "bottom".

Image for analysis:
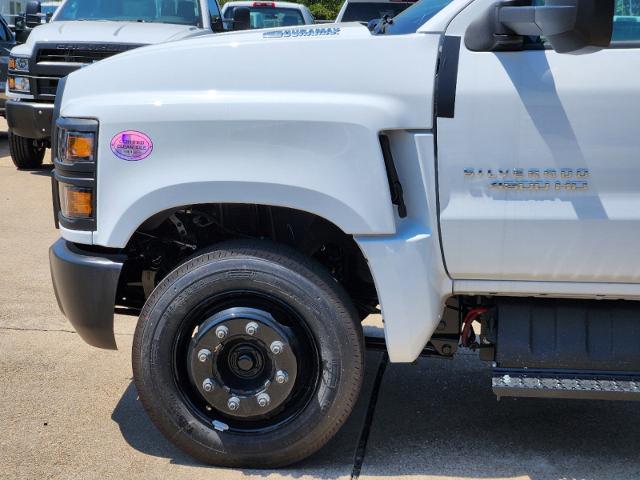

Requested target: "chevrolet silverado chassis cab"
[{"left": 49, "top": 0, "right": 640, "bottom": 468}]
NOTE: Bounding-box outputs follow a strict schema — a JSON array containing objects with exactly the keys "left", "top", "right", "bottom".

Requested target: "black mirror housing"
[
  {"left": 25, "top": 0, "right": 42, "bottom": 29},
  {"left": 232, "top": 7, "right": 251, "bottom": 31},
  {"left": 465, "top": 0, "right": 614, "bottom": 53},
  {"left": 544, "top": 0, "right": 614, "bottom": 52}
]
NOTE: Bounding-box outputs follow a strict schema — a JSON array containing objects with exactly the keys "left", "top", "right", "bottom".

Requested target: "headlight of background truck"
[
  {"left": 8, "top": 76, "right": 31, "bottom": 94},
  {"left": 8, "top": 56, "right": 29, "bottom": 72}
]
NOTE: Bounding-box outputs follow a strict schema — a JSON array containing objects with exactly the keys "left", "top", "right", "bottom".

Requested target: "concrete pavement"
[{"left": 1, "top": 119, "right": 640, "bottom": 480}]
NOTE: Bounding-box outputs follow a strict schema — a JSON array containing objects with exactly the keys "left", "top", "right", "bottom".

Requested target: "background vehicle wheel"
[
  {"left": 9, "top": 132, "right": 46, "bottom": 169},
  {"left": 132, "top": 240, "right": 364, "bottom": 467}
]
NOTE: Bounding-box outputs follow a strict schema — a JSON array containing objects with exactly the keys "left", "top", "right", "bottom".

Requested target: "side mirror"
[
  {"left": 25, "top": 1, "right": 42, "bottom": 29},
  {"left": 211, "top": 15, "right": 225, "bottom": 33},
  {"left": 465, "top": 0, "right": 614, "bottom": 53},
  {"left": 232, "top": 7, "right": 251, "bottom": 31},
  {"left": 367, "top": 18, "right": 381, "bottom": 32},
  {"left": 14, "top": 16, "right": 31, "bottom": 44}
]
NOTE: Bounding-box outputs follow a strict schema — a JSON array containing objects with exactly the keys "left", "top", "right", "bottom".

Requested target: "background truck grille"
[
  {"left": 36, "top": 77, "right": 59, "bottom": 99},
  {"left": 36, "top": 44, "right": 139, "bottom": 64},
  {"left": 31, "top": 43, "right": 144, "bottom": 102}
]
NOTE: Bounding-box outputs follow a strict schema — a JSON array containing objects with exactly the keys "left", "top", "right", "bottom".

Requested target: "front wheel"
[
  {"left": 132, "top": 240, "right": 364, "bottom": 467},
  {"left": 9, "top": 132, "right": 46, "bottom": 169}
]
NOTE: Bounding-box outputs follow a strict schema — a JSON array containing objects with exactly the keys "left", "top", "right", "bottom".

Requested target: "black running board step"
[{"left": 492, "top": 369, "right": 640, "bottom": 401}]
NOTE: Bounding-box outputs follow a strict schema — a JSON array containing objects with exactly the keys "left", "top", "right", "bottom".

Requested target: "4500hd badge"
[{"left": 464, "top": 167, "right": 590, "bottom": 191}]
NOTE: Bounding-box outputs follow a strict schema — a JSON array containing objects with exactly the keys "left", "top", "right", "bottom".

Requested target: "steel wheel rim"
[{"left": 171, "top": 290, "right": 321, "bottom": 434}]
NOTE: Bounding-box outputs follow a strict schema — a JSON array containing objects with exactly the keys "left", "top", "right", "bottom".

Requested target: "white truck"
[
  {"left": 49, "top": 0, "right": 640, "bottom": 468},
  {"left": 335, "top": 0, "right": 416, "bottom": 24},
  {"left": 221, "top": 1, "right": 315, "bottom": 28},
  {"left": 6, "top": 0, "right": 228, "bottom": 169}
]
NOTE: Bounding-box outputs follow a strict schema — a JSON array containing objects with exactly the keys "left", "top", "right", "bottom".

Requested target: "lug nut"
[
  {"left": 227, "top": 396, "right": 240, "bottom": 411},
  {"left": 245, "top": 322, "right": 259, "bottom": 335},
  {"left": 215, "top": 325, "right": 229, "bottom": 339},
  {"left": 257, "top": 393, "right": 271, "bottom": 408},
  {"left": 202, "top": 378, "right": 214, "bottom": 392},
  {"left": 275, "top": 370, "right": 289, "bottom": 384},
  {"left": 270, "top": 341, "right": 284, "bottom": 355},
  {"left": 197, "top": 348, "right": 212, "bottom": 363}
]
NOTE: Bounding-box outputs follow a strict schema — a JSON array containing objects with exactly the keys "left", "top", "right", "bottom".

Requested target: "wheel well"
[{"left": 117, "top": 204, "right": 379, "bottom": 318}]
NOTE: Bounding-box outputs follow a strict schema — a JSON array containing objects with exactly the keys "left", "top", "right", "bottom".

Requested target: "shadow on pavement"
[
  {"left": 28, "top": 164, "right": 54, "bottom": 176},
  {"left": 111, "top": 381, "right": 202, "bottom": 467},
  {"left": 112, "top": 352, "right": 384, "bottom": 478},
  {"left": 112, "top": 350, "right": 640, "bottom": 479},
  {"left": 361, "top": 354, "right": 640, "bottom": 479},
  {"left": 0, "top": 131, "right": 9, "bottom": 157}
]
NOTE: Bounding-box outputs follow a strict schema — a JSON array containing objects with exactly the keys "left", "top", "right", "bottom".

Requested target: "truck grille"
[
  {"left": 36, "top": 77, "right": 59, "bottom": 99},
  {"left": 36, "top": 44, "right": 140, "bottom": 64},
  {"left": 31, "top": 43, "right": 144, "bottom": 102}
]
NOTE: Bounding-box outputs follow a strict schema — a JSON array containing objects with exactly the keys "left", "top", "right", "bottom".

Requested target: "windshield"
[
  {"left": 55, "top": 0, "right": 203, "bottom": 26},
  {"left": 42, "top": 5, "right": 61, "bottom": 15},
  {"left": 379, "top": 0, "right": 452, "bottom": 34},
  {"left": 341, "top": 2, "right": 413, "bottom": 23},
  {"left": 224, "top": 6, "right": 305, "bottom": 28}
]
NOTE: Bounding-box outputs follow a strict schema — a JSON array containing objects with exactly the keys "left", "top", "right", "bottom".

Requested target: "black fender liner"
[{"left": 49, "top": 238, "right": 125, "bottom": 349}]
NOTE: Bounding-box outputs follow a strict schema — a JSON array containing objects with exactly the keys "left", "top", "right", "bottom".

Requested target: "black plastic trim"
[
  {"left": 5, "top": 100, "right": 54, "bottom": 139},
  {"left": 49, "top": 238, "right": 125, "bottom": 349},
  {"left": 51, "top": 77, "right": 65, "bottom": 229},
  {"left": 435, "top": 36, "right": 461, "bottom": 119},
  {"left": 379, "top": 134, "right": 407, "bottom": 218},
  {"left": 51, "top": 81, "right": 99, "bottom": 232}
]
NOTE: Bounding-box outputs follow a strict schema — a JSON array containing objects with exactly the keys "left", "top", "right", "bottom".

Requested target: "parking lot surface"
[{"left": 2, "top": 119, "right": 640, "bottom": 480}]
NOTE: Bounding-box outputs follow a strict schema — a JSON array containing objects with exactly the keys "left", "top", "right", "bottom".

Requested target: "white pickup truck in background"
[
  {"left": 222, "top": 1, "right": 315, "bottom": 28},
  {"left": 47, "top": 0, "right": 640, "bottom": 470},
  {"left": 6, "top": 0, "right": 227, "bottom": 169}
]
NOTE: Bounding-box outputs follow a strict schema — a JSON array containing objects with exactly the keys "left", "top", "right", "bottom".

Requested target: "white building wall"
[{"left": 0, "top": 0, "right": 28, "bottom": 22}]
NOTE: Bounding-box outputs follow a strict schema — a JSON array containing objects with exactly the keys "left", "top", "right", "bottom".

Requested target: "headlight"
[
  {"left": 57, "top": 129, "right": 96, "bottom": 164},
  {"left": 53, "top": 118, "right": 99, "bottom": 227},
  {"left": 58, "top": 183, "right": 93, "bottom": 219},
  {"left": 8, "top": 56, "right": 29, "bottom": 72},
  {"left": 8, "top": 76, "right": 31, "bottom": 94}
]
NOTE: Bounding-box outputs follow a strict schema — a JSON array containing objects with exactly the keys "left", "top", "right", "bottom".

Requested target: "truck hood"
[
  {"left": 21, "top": 20, "right": 206, "bottom": 49},
  {"left": 62, "top": 23, "right": 440, "bottom": 130}
]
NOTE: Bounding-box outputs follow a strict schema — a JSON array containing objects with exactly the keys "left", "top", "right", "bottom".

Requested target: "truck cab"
[
  {"left": 48, "top": 0, "right": 640, "bottom": 469},
  {"left": 6, "top": 0, "right": 224, "bottom": 169},
  {"left": 221, "top": 1, "right": 315, "bottom": 29}
]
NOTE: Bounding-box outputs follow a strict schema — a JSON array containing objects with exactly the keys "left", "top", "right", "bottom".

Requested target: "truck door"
[{"left": 436, "top": 1, "right": 640, "bottom": 284}]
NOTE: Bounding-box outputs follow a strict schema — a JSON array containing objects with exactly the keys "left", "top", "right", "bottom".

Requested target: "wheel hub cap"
[{"left": 187, "top": 307, "right": 298, "bottom": 419}]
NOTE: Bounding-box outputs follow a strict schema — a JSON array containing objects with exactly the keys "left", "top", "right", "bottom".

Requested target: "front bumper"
[
  {"left": 49, "top": 238, "right": 125, "bottom": 349},
  {"left": 6, "top": 100, "right": 54, "bottom": 139}
]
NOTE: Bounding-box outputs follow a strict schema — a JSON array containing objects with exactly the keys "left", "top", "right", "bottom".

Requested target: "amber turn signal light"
[
  {"left": 67, "top": 134, "right": 95, "bottom": 161},
  {"left": 59, "top": 184, "right": 93, "bottom": 219}
]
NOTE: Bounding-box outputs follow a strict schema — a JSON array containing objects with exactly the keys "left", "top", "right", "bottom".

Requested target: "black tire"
[
  {"left": 9, "top": 132, "right": 46, "bottom": 169},
  {"left": 132, "top": 240, "right": 364, "bottom": 467}
]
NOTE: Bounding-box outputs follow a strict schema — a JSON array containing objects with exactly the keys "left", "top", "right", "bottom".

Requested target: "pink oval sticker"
[{"left": 110, "top": 130, "right": 153, "bottom": 161}]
